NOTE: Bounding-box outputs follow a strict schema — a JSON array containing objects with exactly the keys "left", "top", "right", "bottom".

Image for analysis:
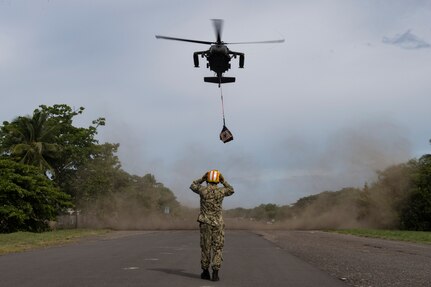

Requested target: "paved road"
[
  {"left": 260, "top": 230, "right": 431, "bottom": 287},
  {"left": 0, "top": 230, "right": 347, "bottom": 287}
]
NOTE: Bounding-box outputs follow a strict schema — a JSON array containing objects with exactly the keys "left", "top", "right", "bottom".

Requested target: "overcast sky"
[{"left": 1, "top": 0, "right": 431, "bottom": 208}]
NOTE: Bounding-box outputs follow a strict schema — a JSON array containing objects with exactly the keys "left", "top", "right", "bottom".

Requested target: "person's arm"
[
  {"left": 190, "top": 173, "right": 207, "bottom": 194},
  {"left": 219, "top": 174, "right": 234, "bottom": 196}
]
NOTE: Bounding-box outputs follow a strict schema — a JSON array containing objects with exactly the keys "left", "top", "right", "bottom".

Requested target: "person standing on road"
[{"left": 190, "top": 170, "right": 234, "bottom": 282}]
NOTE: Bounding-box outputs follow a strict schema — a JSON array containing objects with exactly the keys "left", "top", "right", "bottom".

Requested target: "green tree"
[
  {"left": 36, "top": 105, "right": 105, "bottom": 197},
  {"left": 0, "top": 158, "right": 72, "bottom": 233},
  {"left": 0, "top": 110, "right": 60, "bottom": 174},
  {"left": 1, "top": 105, "right": 107, "bottom": 200},
  {"left": 401, "top": 154, "right": 431, "bottom": 230}
]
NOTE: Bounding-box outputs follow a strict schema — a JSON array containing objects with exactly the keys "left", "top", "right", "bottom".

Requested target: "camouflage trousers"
[{"left": 199, "top": 222, "right": 225, "bottom": 271}]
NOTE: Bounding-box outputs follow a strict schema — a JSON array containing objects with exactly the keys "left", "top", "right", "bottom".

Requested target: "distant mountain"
[{"left": 383, "top": 29, "right": 430, "bottom": 49}]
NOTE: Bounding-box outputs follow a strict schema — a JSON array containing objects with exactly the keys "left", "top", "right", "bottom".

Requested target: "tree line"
[
  {"left": 0, "top": 104, "right": 180, "bottom": 233},
  {"left": 1, "top": 104, "right": 430, "bottom": 232}
]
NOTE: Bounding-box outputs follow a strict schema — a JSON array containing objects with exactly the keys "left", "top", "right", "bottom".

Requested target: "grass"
[
  {"left": 0, "top": 229, "right": 110, "bottom": 255},
  {"left": 333, "top": 229, "right": 431, "bottom": 244}
]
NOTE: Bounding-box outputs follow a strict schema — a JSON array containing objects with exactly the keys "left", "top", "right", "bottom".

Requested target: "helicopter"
[{"left": 156, "top": 19, "right": 284, "bottom": 87}]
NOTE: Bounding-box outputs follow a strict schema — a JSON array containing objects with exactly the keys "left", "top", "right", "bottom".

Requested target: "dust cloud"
[
  {"left": 75, "top": 194, "right": 199, "bottom": 230},
  {"left": 221, "top": 120, "right": 414, "bottom": 230},
  {"left": 81, "top": 119, "right": 413, "bottom": 230},
  {"left": 259, "top": 120, "right": 413, "bottom": 230}
]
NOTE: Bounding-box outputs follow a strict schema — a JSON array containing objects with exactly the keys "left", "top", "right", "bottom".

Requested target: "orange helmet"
[{"left": 207, "top": 170, "right": 220, "bottom": 183}]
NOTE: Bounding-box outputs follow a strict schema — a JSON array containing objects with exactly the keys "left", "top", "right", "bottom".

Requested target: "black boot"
[
  {"left": 201, "top": 269, "right": 211, "bottom": 280},
  {"left": 212, "top": 270, "right": 220, "bottom": 281}
]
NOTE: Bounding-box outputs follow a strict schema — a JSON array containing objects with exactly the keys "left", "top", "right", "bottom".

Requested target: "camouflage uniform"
[{"left": 190, "top": 177, "right": 234, "bottom": 271}]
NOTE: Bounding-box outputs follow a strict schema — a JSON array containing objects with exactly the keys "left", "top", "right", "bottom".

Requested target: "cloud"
[{"left": 383, "top": 29, "right": 430, "bottom": 49}]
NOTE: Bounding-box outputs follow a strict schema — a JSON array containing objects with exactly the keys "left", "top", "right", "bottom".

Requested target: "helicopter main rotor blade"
[
  {"left": 226, "top": 39, "right": 285, "bottom": 44},
  {"left": 212, "top": 19, "right": 223, "bottom": 43},
  {"left": 155, "top": 35, "right": 213, "bottom": 45}
]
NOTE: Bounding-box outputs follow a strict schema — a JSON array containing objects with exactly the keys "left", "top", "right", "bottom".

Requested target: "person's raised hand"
[
  {"left": 201, "top": 172, "right": 208, "bottom": 182},
  {"left": 219, "top": 173, "right": 225, "bottom": 183}
]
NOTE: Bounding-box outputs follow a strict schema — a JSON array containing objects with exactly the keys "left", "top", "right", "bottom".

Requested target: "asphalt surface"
[
  {"left": 0, "top": 230, "right": 347, "bottom": 287},
  {"left": 259, "top": 230, "right": 431, "bottom": 287}
]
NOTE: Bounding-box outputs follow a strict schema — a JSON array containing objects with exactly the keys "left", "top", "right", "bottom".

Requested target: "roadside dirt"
[{"left": 255, "top": 230, "right": 431, "bottom": 287}]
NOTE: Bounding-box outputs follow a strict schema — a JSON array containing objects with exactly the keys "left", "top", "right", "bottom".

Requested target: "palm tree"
[{"left": 1, "top": 110, "right": 60, "bottom": 174}]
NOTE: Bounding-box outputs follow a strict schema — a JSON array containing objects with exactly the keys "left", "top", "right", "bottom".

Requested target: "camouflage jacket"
[{"left": 190, "top": 178, "right": 234, "bottom": 227}]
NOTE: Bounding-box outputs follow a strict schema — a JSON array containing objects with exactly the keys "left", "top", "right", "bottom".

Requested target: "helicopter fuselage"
[
  {"left": 194, "top": 44, "right": 244, "bottom": 78},
  {"left": 207, "top": 44, "right": 231, "bottom": 74}
]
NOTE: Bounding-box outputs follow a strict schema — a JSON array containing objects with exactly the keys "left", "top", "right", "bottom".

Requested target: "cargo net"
[{"left": 219, "top": 86, "right": 234, "bottom": 143}]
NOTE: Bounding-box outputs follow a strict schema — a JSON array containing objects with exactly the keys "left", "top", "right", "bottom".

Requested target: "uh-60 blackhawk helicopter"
[{"left": 156, "top": 19, "right": 284, "bottom": 87}]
